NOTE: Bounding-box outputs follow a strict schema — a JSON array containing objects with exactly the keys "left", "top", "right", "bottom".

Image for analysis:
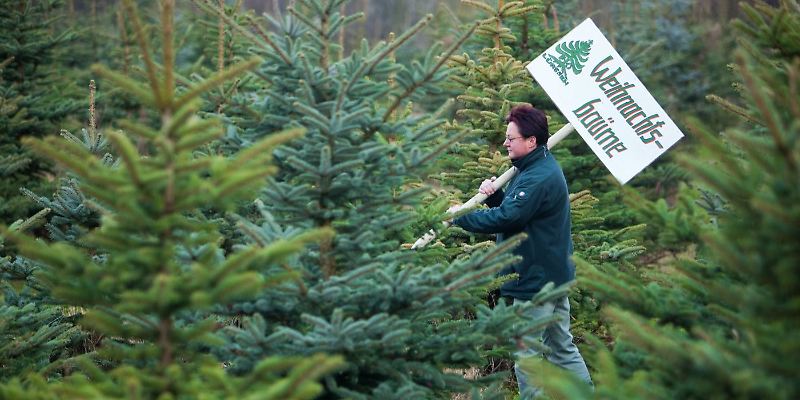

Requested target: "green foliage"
[
  {"left": 447, "top": 0, "right": 543, "bottom": 145},
  {"left": 0, "top": 0, "right": 82, "bottom": 223},
  {"left": 0, "top": 15, "right": 89, "bottom": 371},
  {"left": 1, "top": 0, "right": 341, "bottom": 397},
  {"left": 533, "top": 1, "right": 800, "bottom": 398},
  {"left": 1, "top": 83, "right": 115, "bottom": 382},
  {"left": 1, "top": 210, "right": 81, "bottom": 382},
  {"left": 187, "top": 0, "right": 558, "bottom": 397},
  {"left": 4, "top": 1, "right": 794, "bottom": 398},
  {"left": 20, "top": 81, "right": 112, "bottom": 246},
  {"left": 622, "top": 183, "right": 710, "bottom": 251},
  {"left": 176, "top": 1, "right": 258, "bottom": 115}
]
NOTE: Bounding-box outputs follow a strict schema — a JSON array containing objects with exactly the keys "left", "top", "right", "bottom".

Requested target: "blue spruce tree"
[{"left": 197, "top": 0, "right": 549, "bottom": 397}]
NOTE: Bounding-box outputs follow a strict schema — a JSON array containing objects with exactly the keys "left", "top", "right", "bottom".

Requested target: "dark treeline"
[{"left": 62, "top": 0, "right": 753, "bottom": 54}]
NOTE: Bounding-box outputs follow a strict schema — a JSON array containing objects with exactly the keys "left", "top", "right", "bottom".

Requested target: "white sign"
[{"left": 527, "top": 18, "right": 683, "bottom": 184}]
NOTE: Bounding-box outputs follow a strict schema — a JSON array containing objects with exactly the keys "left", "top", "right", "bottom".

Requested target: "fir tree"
[
  {"left": 0, "top": 57, "right": 33, "bottom": 186},
  {"left": 1, "top": 1, "right": 341, "bottom": 397},
  {"left": 528, "top": 1, "right": 800, "bottom": 398},
  {"left": 176, "top": 1, "right": 258, "bottom": 115},
  {"left": 438, "top": 0, "right": 543, "bottom": 225},
  {"left": 0, "top": 81, "right": 112, "bottom": 382},
  {"left": 1, "top": 209, "right": 81, "bottom": 382},
  {"left": 192, "top": 0, "right": 561, "bottom": 397},
  {"left": 0, "top": 0, "right": 81, "bottom": 223},
  {"left": 21, "top": 80, "right": 112, "bottom": 245}
]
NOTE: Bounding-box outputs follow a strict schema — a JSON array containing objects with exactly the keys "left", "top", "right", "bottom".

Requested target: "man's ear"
[{"left": 529, "top": 136, "right": 537, "bottom": 149}]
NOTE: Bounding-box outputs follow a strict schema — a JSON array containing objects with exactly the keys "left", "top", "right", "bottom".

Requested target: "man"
[{"left": 449, "top": 105, "right": 592, "bottom": 398}]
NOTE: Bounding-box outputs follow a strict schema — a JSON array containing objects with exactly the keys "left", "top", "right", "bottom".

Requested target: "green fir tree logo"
[{"left": 543, "top": 40, "right": 594, "bottom": 85}]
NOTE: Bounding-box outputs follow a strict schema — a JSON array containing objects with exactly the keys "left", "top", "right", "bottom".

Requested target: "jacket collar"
[{"left": 511, "top": 145, "right": 548, "bottom": 171}]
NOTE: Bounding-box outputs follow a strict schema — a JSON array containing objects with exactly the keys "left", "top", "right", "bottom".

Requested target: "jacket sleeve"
[{"left": 454, "top": 174, "right": 547, "bottom": 234}]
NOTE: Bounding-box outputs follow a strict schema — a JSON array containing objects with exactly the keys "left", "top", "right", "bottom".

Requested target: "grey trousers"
[{"left": 513, "top": 296, "right": 593, "bottom": 398}]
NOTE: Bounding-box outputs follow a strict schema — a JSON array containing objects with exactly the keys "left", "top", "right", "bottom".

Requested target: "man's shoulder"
[{"left": 520, "top": 157, "right": 564, "bottom": 183}]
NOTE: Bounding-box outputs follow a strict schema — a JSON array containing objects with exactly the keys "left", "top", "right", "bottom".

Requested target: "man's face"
[{"left": 504, "top": 121, "right": 537, "bottom": 160}]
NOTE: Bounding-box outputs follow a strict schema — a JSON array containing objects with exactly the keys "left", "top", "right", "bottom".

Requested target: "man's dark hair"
[{"left": 505, "top": 104, "right": 549, "bottom": 146}]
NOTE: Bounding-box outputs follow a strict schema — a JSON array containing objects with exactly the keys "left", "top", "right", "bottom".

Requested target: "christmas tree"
[
  {"left": 1, "top": 208, "right": 81, "bottom": 382},
  {"left": 526, "top": 1, "right": 800, "bottom": 398},
  {"left": 437, "top": 0, "right": 549, "bottom": 251},
  {"left": 192, "top": 0, "right": 557, "bottom": 397},
  {"left": 1, "top": 1, "right": 341, "bottom": 397},
  {"left": 0, "top": 0, "right": 81, "bottom": 223},
  {"left": 1, "top": 81, "right": 110, "bottom": 384}
]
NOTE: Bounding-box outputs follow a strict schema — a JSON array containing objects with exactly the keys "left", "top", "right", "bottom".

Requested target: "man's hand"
[{"left": 479, "top": 176, "right": 497, "bottom": 196}]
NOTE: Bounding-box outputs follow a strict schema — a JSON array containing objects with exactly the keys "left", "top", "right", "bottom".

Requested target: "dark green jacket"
[{"left": 453, "top": 146, "right": 575, "bottom": 300}]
